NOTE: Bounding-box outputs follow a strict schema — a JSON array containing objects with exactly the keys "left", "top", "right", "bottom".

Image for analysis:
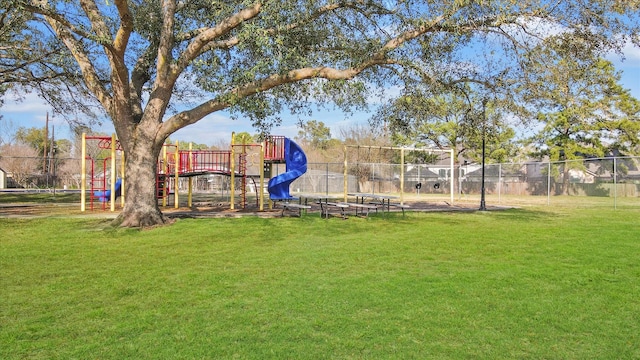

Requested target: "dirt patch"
[
  {"left": 161, "top": 199, "right": 498, "bottom": 219},
  {"left": 0, "top": 199, "right": 508, "bottom": 219},
  {"left": 0, "top": 203, "right": 82, "bottom": 217}
]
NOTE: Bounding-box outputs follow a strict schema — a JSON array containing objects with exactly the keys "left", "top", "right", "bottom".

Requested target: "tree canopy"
[
  {"left": 524, "top": 55, "right": 640, "bottom": 160},
  {"left": 371, "top": 88, "right": 517, "bottom": 163},
  {"left": 2, "top": 0, "right": 639, "bottom": 226},
  {"left": 296, "top": 120, "right": 332, "bottom": 148}
]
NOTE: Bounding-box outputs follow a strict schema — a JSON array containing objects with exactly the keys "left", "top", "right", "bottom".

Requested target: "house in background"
[
  {"left": 0, "top": 168, "right": 22, "bottom": 189},
  {"left": 0, "top": 167, "right": 7, "bottom": 189},
  {"left": 0, "top": 168, "right": 7, "bottom": 189}
]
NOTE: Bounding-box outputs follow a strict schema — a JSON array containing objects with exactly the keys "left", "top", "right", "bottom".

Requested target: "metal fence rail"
[{"left": 2, "top": 155, "right": 638, "bottom": 209}]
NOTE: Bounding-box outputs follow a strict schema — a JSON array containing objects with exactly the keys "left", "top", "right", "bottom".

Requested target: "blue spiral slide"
[{"left": 268, "top": 138, "right": 307, "bottom": 200}]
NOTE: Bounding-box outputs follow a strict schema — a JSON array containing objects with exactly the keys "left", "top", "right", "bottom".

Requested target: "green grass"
[
  {"left": 1, "top": 208, "right": 639, "bottom": 359},
  {"left": 0, "top": 192, "right": 81, "bottom": 204}
]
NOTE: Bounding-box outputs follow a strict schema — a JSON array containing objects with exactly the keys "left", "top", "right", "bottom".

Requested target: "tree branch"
[
  {"left": 130, "top": 44, "right": 158, "bottom": 121},
  {"left": 78, "top": 0, "right": 112, "bottom": 45},
  {"left": 113, "top": 0, "right": 134, "bottom": 55},
  {"left": 159, "top": 16, "right": 452, "bottom": 137},
  {"left": 172, "top": 2, "right": 263, "bottom": 78},
  {"left": 156, "top": 0, "right": 177, "bottom": 83},
  {"left": 19, "top": 1, "right": 99, "bottom": 45},
  {"left": 30, "top": 0, "right": 113, "bottom": 112},
  {"left": 78, "top": 0, "right": 131, "bottom": 112}
]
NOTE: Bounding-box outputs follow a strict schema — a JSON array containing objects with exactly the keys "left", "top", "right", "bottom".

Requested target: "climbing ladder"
[
  {"left": 238, "top": 151, "right": 248, "bottom": 208},
  {"left": 156, "top": 144, "right": 177, "bottom": 203},
  {"left": 85, "top": 157, "right": 102, "bottom": 210}
]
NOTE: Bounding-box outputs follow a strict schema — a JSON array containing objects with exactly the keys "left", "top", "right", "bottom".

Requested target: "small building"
[{"left": 0, "top": 167, "right": 6, "bottom": 189}]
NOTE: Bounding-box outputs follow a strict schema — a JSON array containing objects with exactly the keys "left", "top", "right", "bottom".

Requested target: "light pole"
[{"left": 479, "top": 98, "right": 487, "bottom": 211}]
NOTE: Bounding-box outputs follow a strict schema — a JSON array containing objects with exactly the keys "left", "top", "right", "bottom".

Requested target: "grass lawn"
[
  {"left": 1, "top": 207, "right": 639, "bottom": 359},
  {"left": 0, "top": 191, "right": 81, "bottom": 204}
]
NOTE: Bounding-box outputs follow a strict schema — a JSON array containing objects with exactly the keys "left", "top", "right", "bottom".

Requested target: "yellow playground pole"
[
  {"left": 230, "top": 132, "right": 235, "bottom": 210},
  {"left": 81, "top": 133, "right": 86, "bottom": 212},
  {"left": 259, "top": 142, "right": 265, "bottom": 211},
  {"left": 162, "top": 145, "right": 168, "bottom": 207},
  {"left": 174, "top": 140, "right": 180, "bottom": 209},
  {"left": 120, "top": 149, "right": 125, "bottom": 207},
  {"left": 110, "top": 133, "right": 116, "bottom": 212},
  {"left": 188, "top": 142, "right": 193, "bottom": 208}
]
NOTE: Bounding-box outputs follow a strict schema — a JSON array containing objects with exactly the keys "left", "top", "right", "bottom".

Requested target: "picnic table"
[
  {"left": 272, "top": 197, "right": 311, "bottom": 217},
  {"left": 297, "top": 194, "right": 347, "bottom": 219},
  {"left": 347, "top": 193, "right": 409, "bottom": 216},
  {"left": 277, "top": 193, "right": 409, "bottom": 219},
  {"left": 348, "top": 193, "right": 397, "bottom": 210}
]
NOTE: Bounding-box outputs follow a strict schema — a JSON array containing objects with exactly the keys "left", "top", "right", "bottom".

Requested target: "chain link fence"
[
  {"left": 286, "top": 156, "right": 640, "bottom": 209},
  {"left": 456, "top": 157, "right": 639, "bottom": 208},
  {"left": 2, "top": 155, "right": 638, "bottom": 209}
]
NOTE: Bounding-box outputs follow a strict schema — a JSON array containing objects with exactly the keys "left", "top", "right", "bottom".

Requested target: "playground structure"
[
  {"left": 156, "top": 134, "right": 307, "bottom": 210},
  {"left": 80, "top": 132, "right": 454, "bottom": 213},
  {"left": 81, "top": 133, "right": 308, "bottom": 212}
]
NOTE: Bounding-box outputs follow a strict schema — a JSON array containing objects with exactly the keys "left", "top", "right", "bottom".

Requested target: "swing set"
[{"left": 343, "top": 145, "right": 455, "bottom": 204}]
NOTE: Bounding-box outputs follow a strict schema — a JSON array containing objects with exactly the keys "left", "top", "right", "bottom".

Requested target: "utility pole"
[
  {"left": 43, "top": 112, "right": 49, "bottom": 175},
  {"left": 50, "top": 125, "right": 55, "bottom": 191}
]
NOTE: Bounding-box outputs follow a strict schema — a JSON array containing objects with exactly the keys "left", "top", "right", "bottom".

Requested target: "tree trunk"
[{"left": 114, "top": 137, "right": 171, "bottom": 228}]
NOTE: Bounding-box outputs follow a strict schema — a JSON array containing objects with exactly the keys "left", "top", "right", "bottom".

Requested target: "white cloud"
[
  {"left": 2, "top": 92, "right": 52, "bottom": 115},
  {"left": 270, "top": 124, "right": 299, "bottom": 139},
  {"left": 368, "top": 85, "right": 403, "bottom": 105},
  {"left": 517, "top": 16, "right": 567, "bottom": 38},
  {"left": 495, "top": 16, "right": 568, "bottom": 46},
  {"left": 172, "top": 113, "right": 250, "bottom": 145},
  {"left": 621, "top": 40, "right": 640, "bottom": 62},
  {"left": 172, "top": 128, "right": 233, "bottom": 145},
  {"left": 1, "top": 92, "right": 67, "bottom": 139},
  {"left": 606, "top": 36, "right": 640, "bottom": 65}
]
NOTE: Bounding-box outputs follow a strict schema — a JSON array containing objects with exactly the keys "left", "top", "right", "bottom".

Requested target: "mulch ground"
[{"left": 0, "top": 200, "right": 506, "bottom": 219}]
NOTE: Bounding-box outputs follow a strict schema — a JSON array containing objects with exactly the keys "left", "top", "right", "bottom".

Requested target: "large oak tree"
[{"left": 2, "top": 0, "right": 638, "bottom": 226}]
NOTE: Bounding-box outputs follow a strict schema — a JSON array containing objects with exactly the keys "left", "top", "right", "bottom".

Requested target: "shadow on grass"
[
  {"left": 376, "top": 208, "right": 557, "bottom": 225},
  {"left": 484, "top": 208, "right": 556, "bottom": 222}
]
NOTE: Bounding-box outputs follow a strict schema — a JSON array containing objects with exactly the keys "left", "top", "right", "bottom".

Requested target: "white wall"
[{"left": 0, "top": 168, "right": 6, "bottom": 189}]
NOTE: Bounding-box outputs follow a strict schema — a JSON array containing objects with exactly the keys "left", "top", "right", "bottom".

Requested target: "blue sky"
[{"left": 2, "top": 44, "right": 638, "bottom": 146}]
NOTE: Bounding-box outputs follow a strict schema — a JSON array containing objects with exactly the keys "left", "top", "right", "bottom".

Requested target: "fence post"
[
  {"left": 458, "top": 162, "right": 462, "bottom": 199},
  {"left": 613, "top": 157, "right": 617, "bottom": 210},
  {"left": 498, "top": 163, "right": 502, "bottom": 203},
  {"left": 81, "top": 133, "right": 86, "bottom": 212},
  {"left": 372, "top": 163, "right": 376, "bottom": 195},
  {"left": 325, "top": 163, "right": 329, "bottom": 195},
  {"left": 343, "top": 146, "right": 348, "bottom": 200},
  {"left": 450, "top": 149, "right": 455, "bottom": 204},
  {"left": 400, "top": 148, "right": 405, "bottom": 204},
  {"left": 547, "top": 162, "right": 551, "bottom": 206}
]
